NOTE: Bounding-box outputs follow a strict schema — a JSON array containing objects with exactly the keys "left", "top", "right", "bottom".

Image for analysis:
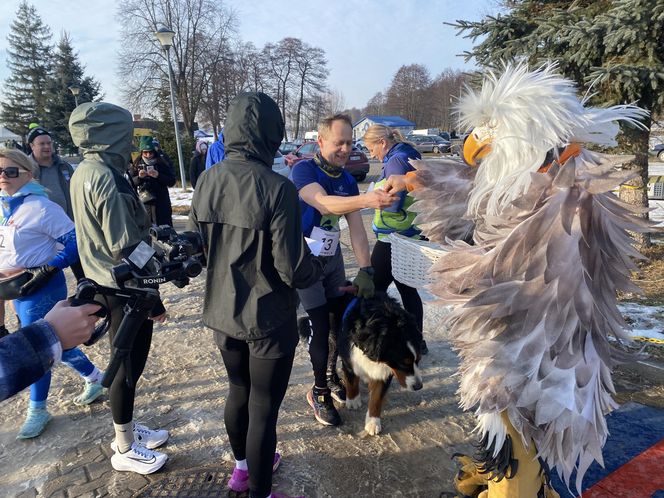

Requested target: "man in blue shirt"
[{"left": 290, "top": 113, "right": 396, "bottom": 427}]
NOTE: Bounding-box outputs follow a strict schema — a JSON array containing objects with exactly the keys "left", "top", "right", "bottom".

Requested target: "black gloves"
[
  {"left": 19, "top": 265, "right": 58, "bottom": 296},
  {"left": 353, "top": 267, "right": 375, "bottom": 299}
]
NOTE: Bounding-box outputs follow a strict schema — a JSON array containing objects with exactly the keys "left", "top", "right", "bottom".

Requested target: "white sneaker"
[
  {"left": 133, "top": 423, "right": 169, "bottom": 449},
  {"left": 111, "top": 423, "right": 169, "bottom": 451},
  {"left": 111, "top": 442, "right": 167, "bottom": 474}
]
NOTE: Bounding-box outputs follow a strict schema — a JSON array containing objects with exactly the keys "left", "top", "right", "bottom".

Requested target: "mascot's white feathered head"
[{"left": 459, "top": 62, "right": 647, "bottom": 217}]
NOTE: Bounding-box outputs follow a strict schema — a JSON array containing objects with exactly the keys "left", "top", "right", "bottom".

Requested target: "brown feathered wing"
[{"left": 413, "top": 151, "right": 652, "bottom": 491}]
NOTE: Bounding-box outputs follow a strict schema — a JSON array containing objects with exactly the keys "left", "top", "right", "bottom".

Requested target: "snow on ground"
[{"left": 618, "top": 303, "right": 664, "bottom": 341}]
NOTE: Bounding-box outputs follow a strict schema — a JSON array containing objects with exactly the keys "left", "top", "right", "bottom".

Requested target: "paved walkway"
[{"left": 3, "top": 158, "right": 663, "bottom": 498}]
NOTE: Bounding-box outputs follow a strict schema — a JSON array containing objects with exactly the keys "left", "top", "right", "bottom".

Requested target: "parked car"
[
  {"left": 405, "top": 135, "right": 440, "bottom": 154},
  {"left": 279, "top": 142, "right": 298, "bottom": 155},
  {"left": 650, "top": 143, "right": 664, "bottom": 161},
  {"left": 284, "top": 142, "right": 370, "bottom": 181},
  {"left": 428, "top": 135, "right": 452, "bottom": 153},
  {"left": 407, "top": 134, "right": 451, "bottom": 154},
  {"left": 354, "top": 139, "right": 369, "bottom": 153},
  {"left": 272, "top": 151, "right": 289, "bottom": 176}
]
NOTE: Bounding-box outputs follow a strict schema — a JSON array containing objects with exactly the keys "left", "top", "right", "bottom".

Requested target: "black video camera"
[
  {"left": 70, "top": 226, "right": 206, "bottom": 388},
  {"left": 149, "top": 225, "right": 205, "bottom": 280},
  {"left": 109, "top": 226, "right": 205, "bottom": 290}
]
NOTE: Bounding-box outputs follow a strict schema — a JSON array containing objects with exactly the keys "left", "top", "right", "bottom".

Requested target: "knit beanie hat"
[
  {"left": 27, "top": 127, "right": 51, "bottom": 144},
  {"left": 139, "top": 136, "right": 156, "bottom": 151}
]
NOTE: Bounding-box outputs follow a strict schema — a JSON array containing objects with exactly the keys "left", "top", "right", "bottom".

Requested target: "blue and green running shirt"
[{"left": 290, "top": 156, "right": 359, "bottom": 238}]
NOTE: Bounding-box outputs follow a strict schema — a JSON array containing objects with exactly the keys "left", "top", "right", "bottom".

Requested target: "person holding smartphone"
[{"left": 128, "top": 136, "right": 176, "bottom": 226}]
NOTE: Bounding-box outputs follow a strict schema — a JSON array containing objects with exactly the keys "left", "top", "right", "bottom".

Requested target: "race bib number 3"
[{"left": 310, "top": 226, "right": 340, "bottom": 257}]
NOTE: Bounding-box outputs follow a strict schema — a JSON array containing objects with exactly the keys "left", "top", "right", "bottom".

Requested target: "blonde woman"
[
  {"left": 363, "top": 125, "right": 427, "bottom": 354},
  {"left": 0, "top": 148, "right": 104, "bottom": 438}
]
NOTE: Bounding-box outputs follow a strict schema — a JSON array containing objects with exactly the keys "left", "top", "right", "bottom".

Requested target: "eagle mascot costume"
[{"left": 386, "top": 63, "right": 650, "bottom": 497}]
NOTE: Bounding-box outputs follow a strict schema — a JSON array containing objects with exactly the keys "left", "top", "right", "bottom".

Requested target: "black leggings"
[
  {"left": 106, "top": 296, "right": 153, "bottom": 424},
  {"left": 371, "top": 239, "right": 423, "bottom": 332},
  {"left": 305, "top": 296, "right": 347, "bottom": 387},
  {"left": 220, "top": 345, "right": 294, "bottom": 498}
]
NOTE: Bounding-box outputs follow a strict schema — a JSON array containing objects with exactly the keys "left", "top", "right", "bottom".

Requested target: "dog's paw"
[
  {"left": 346, "top": 395, "right": 362, "bottom": 410},
  {"left": 364, "top": 415, "right": 382, "bottom": 436}
]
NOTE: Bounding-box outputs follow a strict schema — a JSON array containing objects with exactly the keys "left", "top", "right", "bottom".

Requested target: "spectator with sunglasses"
[{"left": 0, "top": 148, "right": 105, "bottom": 439}]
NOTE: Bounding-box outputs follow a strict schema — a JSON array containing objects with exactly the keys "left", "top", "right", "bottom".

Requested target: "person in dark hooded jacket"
[
  {"left": 188, "top": 92, "right": 321, "bottom": 498},
  {"left": 189, "top": 140, "right": 208, "bottom": 188},
  {"left": 129, "top": 136, "right": 176, "bottom": 226}
]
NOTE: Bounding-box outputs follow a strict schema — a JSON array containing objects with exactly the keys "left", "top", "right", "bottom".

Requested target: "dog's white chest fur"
[{"left": 350, "top": 345, "right": 393, "bottom": 381}]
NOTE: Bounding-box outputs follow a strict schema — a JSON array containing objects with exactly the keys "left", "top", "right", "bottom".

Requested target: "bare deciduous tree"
[
  {"left": 364, "top": 92, "right": 386, "bottom": 116},
  {"left": 384, "top": 64, "right": 432, "bottom": 125},
  {"left": 291, "top": 45, "right": 327, "bottom": 139},
  {"left": 117, "top": 0, "right": 236, "bottom": 136}
]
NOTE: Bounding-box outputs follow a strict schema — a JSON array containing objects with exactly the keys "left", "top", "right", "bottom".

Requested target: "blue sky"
[{"left": 0, "top": 0, "right": 499, "bottom": 111}]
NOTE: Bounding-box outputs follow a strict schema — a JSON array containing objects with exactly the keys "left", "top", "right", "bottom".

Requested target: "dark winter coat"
[
  {"left": 32, "top": 154, "right": 75, "bottom": 219},
  {"left": 188, "top": 92, "right": 321, "bottom": 340},
  {"left": 129, "top": 155, "right": 176, "bottom": 226},
  {"left": 189, "top": 152, "right": 206, "bottom": 188}
]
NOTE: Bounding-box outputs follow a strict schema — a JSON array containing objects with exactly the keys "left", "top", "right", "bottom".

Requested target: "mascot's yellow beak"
[{"left": 463, "top": 127, "right": 493, "bottom": 167}]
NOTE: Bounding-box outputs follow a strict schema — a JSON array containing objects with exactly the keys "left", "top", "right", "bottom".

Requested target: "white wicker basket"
[{"left": 388, "top": 233, "right": 447, "bottom": 289}]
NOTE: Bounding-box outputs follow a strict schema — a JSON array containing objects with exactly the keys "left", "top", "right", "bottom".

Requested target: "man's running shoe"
[
  {"left": 307, "top": 387, "right": 341, "bottom": 426},
  {"left": 110, "top": 442, "right": 167, "bottom": 474}
]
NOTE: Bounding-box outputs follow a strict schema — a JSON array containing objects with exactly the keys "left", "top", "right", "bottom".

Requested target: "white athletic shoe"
[
  {"left": 111, "top": 423, "right": 169, "bottom": 452},
  {"left": 133, "top": 423, "right": 169, "bottom": 449},
  {"left": 110, "top": 442, "right": 167, "bottom": 474}
]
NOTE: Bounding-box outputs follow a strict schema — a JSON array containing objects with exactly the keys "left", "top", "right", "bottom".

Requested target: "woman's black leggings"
[
  {"left": 371, "top": 239, "right": 423, "bottom": 332},
  {"left": 106, "top": 296, "right": 154, "bottom": 424},
  {"left": 220, "top": 345, "right": 295, "bottom": 498}
]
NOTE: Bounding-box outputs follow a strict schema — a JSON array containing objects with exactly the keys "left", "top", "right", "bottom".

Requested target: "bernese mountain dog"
[{"left": 339, "top": 292, "right": 423, "bottom": 435}]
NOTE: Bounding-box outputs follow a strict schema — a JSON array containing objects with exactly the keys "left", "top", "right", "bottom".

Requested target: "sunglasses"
[{"left": 0, "top": 167, "right": 23, "bottom": 178}]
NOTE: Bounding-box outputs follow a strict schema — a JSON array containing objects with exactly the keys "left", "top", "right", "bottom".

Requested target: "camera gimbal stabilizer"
[{"left": 71, "top": 227, "right": 205, "bottom": 389}]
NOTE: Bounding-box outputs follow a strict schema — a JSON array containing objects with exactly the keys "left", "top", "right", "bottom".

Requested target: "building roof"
[{"left": 354, "top": 115, "right": 416, "bottom": 127}]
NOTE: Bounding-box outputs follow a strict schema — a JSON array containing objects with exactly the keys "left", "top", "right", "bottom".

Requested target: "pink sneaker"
[
  {"left": 228, "top": 467, "right": 249, "bottom": 492},
  {"left": 227, "top": 453, "right": 282, "bottom": 493}
]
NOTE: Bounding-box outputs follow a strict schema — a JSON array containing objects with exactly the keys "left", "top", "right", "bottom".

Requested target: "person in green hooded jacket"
[{"left": 69, "top": 102, "right": 170, "bottom": 475}]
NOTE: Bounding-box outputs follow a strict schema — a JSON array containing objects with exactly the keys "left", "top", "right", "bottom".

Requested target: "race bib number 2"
[
  {"left": 0, "top": 225, "right": 17, "bottom": 254},
  {"left": 310, "top": 226, "right": 340, "bottom": 257}
]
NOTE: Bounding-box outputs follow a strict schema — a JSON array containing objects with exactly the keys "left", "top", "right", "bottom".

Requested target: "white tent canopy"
[{"left": 0, "top": 126, "right": 22, "bottom": 142}]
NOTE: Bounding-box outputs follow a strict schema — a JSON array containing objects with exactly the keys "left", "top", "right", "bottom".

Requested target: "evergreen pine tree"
[
  {"left": 1, "top": 1, "right": 54, "bottom": 138},
  {"left": 451, "top": 0, "right": 664, "bottom": 245},
  {"left": 46, "top": 32, "right": 102, "bottom": 152}
]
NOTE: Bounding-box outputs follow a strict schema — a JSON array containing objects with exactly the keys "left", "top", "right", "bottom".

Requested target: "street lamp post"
[
  {"left": 68, "top": 85, "right": 81, "bottom": 107},
  {"left": 155, "top": 26, "right": 187, "bottom": 191}
]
